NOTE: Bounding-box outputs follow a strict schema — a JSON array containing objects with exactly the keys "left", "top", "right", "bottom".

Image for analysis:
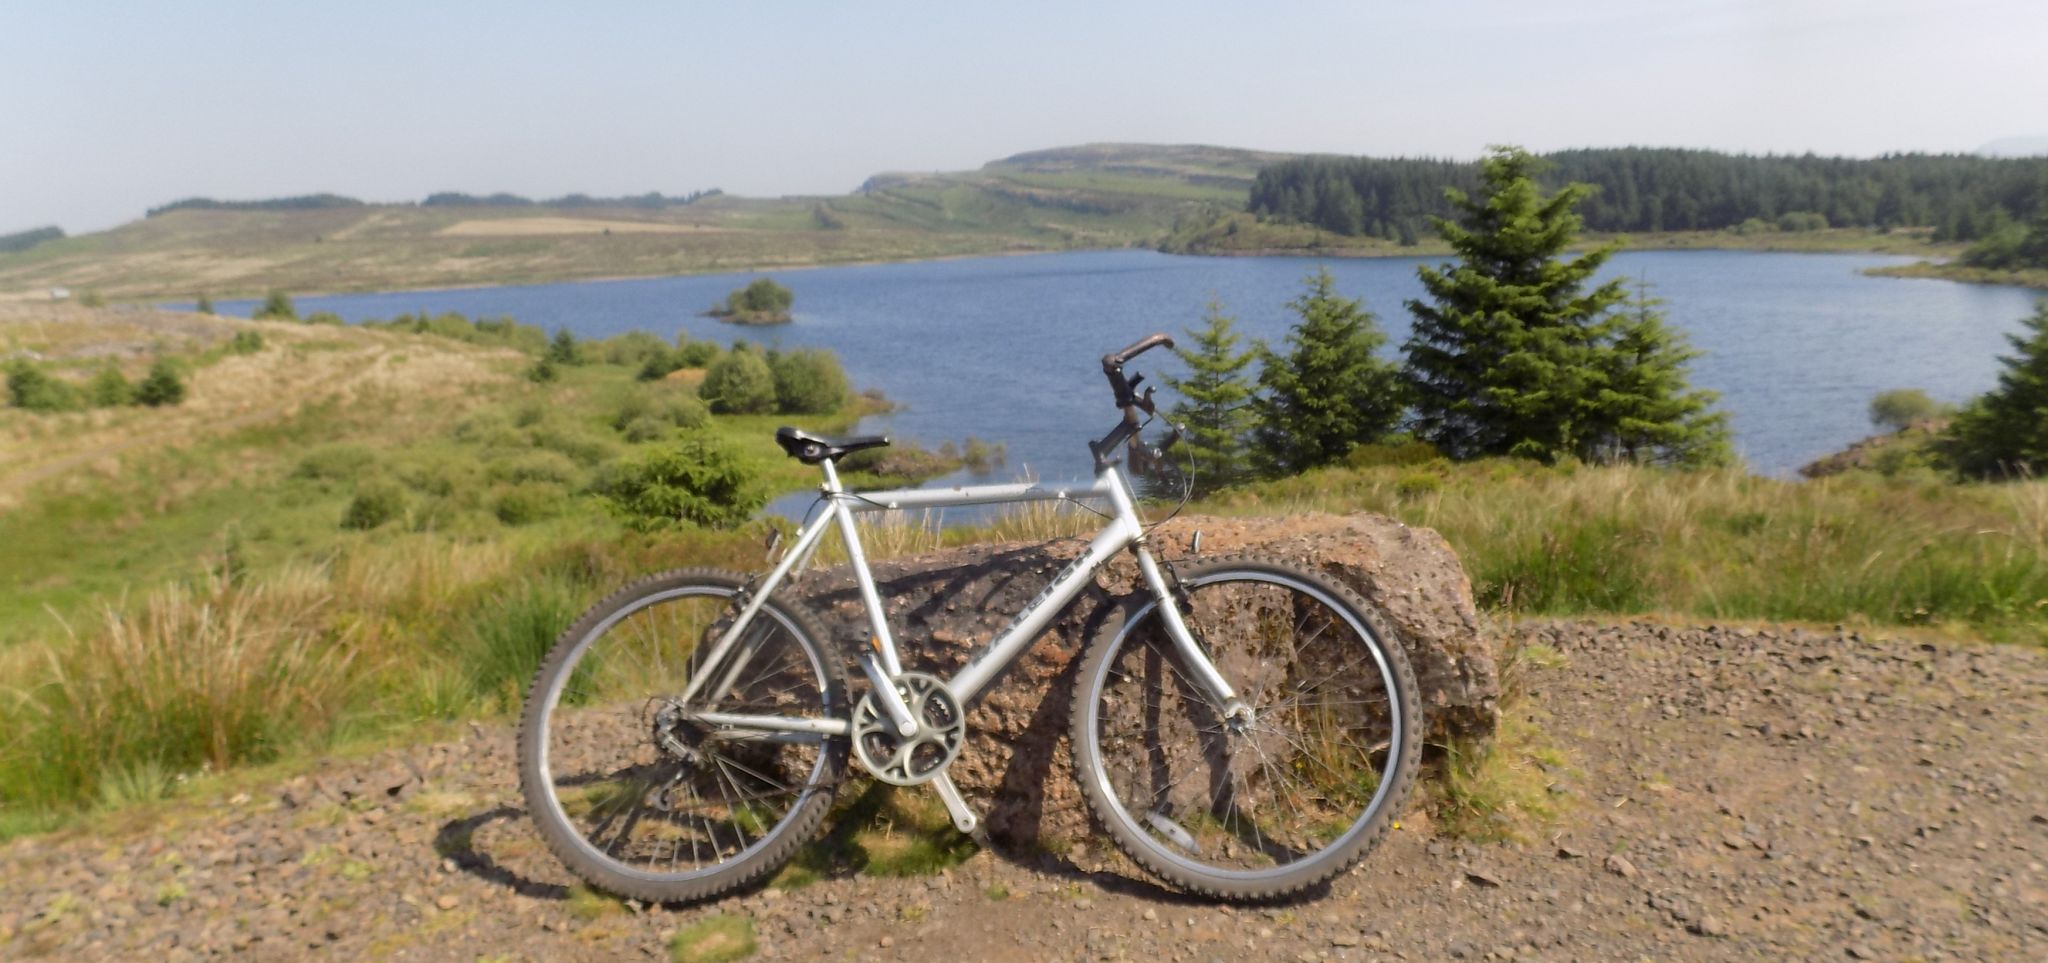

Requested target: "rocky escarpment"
[{"left": 786, "top": 511, "right": 1498, "bottom": 845}]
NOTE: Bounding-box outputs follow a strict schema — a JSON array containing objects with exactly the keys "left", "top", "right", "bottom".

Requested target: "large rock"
[{"left": 786, "top": 511, "right": 1497, "bottom": 846}]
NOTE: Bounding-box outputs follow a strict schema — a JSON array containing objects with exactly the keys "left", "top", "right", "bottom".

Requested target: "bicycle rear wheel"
[
  {"left": 1071, "top": 555, "right": 1421, "bottom": 900},
  {"left": 518, "top": 568, "right": 848, "bottom": 903}
]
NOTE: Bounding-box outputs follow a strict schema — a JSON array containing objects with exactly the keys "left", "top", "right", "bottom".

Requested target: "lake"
[{"left": 212, "top": 249, "right": 2041, "bottom": 497}]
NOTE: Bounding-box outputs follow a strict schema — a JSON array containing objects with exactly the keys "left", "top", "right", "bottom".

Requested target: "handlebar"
[
  {"left": 1104, "top": 333, "right": 1174, "bottom": 367},
  {"left": 1091, "top": 332, "right": 1184, "bottom": 472},
  {"left": 1100, "top": 332, "right": 1173, "bottom": 410}
]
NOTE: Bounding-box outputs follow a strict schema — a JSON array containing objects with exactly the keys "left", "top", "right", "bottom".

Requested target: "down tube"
[{"left": 944, "top": 513, "right": 1138, "bottom": 705}]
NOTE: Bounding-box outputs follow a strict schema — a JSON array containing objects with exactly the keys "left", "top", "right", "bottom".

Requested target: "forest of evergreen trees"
[{"left": 1249, "top": 149, "right": 2048, "bottom": 243}]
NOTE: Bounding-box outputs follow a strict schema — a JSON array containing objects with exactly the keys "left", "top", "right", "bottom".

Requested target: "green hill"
[{"left": 0, "top": 144, "right": 1274, "bottom": 301}]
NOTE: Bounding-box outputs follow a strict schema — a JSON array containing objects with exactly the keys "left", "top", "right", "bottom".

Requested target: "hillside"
[{"left": 0, "top": 145, "right": 1274, "bottom": 301}]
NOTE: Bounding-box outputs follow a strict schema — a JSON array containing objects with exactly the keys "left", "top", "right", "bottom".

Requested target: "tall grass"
[
  {"left": 3, "top": 568, "right": 357, "bottom": 808},
  {"left": 1219, "top": 461, "right": 2048, "bottom": 642}
]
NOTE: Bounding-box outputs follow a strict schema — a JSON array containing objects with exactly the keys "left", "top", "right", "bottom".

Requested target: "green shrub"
[
  {"left": 545, "top": 329, "right": 582, "bottom": 366},
  {"left": 6, "top": 361, "right": 82, "bottom": 412},
  {"left": 1869, "top": 388, "right": 1949, "bottom": 432},
  {"left": 770, "top": 348, "right": 849, "bottom": 414},
  {"left": 676, "top": 338, "right": 721, "bottom": 368},
  {"left": 294, "top": 444, "right": 377, "bottom": 482},
  {"left": 79, "top": 290, "right": 106, "bottom": 308},
  {"left": 488, "top": 450, "right": 584, "bottom": 487},
  {"left": 596, "top": 433, "right": 763, "bottom": 529},
  {"left": 194, "top": 295, "right": 215, "bottom": 315},
  {"left": 597, "top": 331, "right": 670, "bottom": 368},
  {"left": 620, "top": 415, "right": 671, "bottom": 443},
  {"left": 133, "top": 360, "right": 186, "bottom": 407},
  {"left": 636, "top": 351, "right": 680, "bottom": 382},
  {"left": 303, "top": 310, "right": 345, "bottom": 326},
  {"left": 491, "top": 482, "right": 568, "bottom": 525},
  {"left": 528, "top": 420, "right": 619, "bottom": 467},
  {"left": 341, "top": 479, "right": 408, "bottom": 530},
  {"left": 527, "top": 359, "right": 559, "bottom": 383},
  {"left": 1346, "top": 439, "right": 1446, "bottom": 468},
  {"left": 613, "top": 387, "right": 712, "bottom": 435},
  {"left": 959, "top": 436, "right": 1006, "bottom": 473},
  {"left": 228, "top": 330, "right": 264, "bottom": 355},
  {"left": 1395, "top": 471, "right": 1444, "bottom": 497},
  {"left": 87, "top": 366, "right": 133, "bottom": 407},
  {"left": 252, "top": 291, "right": 296, "bottom": 321},
  {"left": 699, "top": 350, "right": 777, "bottom": 414}
]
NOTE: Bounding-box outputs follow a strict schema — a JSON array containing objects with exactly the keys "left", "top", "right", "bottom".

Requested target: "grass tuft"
[{"left": 669, "top": 914, "right": 756, "bottom": 963}]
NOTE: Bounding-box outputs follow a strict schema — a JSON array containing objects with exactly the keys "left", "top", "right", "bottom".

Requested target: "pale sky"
[{"left": 4, "top": 0, "right": 2044, "bottom": 234}]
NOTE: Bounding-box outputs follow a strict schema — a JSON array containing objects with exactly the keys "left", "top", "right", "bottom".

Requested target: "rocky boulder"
[{"left": 787, "top": 511, "right": 1497, "bottom": 846}]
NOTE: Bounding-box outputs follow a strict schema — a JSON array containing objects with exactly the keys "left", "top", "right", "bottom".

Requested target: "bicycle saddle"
[{"left": 775, "top": 426, "right": 890, "bottom": 464}]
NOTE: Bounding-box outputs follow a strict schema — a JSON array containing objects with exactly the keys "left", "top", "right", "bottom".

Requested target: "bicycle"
[{"left": 517, "top": 333, "right": 1421, "bottom": 902}]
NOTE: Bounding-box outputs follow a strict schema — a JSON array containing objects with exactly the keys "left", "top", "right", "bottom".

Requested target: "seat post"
[{"left": 818, "top": 457, "right": 843, "bottom": 494}]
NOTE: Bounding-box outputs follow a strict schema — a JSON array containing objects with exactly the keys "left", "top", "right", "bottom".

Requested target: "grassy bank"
[
  {"left": 1865, "top": 260, "right": 2048, "bottom": 290},
  {"left": 1214, "top": 456, "right": 2048, "bottom": 644},
  {"left": 1161, "top": 211, "right": 1962, "bottom": 260}
]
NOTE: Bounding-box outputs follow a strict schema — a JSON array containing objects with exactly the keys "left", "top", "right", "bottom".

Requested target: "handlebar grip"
[{"left": 1103, "top": 333, "right": 1175, "bottom": 368}]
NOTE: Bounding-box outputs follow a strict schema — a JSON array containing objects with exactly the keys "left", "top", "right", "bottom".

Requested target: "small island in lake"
[{"left": 707, "top": 277, "right": 794, "bottom": 325}]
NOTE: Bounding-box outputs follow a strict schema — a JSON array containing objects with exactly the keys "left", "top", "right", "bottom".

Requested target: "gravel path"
[{"left": 3, "top": 619, "right": 2043, "bottom": 961}]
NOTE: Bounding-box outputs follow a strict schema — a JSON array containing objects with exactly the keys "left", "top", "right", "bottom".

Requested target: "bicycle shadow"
[{"left": 434, "top": 806, "right": 572, "bottom": 902}]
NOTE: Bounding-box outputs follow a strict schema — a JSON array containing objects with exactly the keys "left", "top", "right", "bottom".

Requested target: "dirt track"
[{"left": 2, "top": 619, "right": 2043, "bottom": 961}]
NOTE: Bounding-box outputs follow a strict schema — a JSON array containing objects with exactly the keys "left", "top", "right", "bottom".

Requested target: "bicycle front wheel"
[
  {"left": 517, "top": 568, "right": 848, "bottom": 903},
  {"left": 1071, "top": 556, "right": 1421, "bottom": 900}
]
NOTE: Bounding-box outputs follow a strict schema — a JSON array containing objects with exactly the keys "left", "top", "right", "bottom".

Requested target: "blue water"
[{"left": 209, "top": 250, "right": 2042, "bottom": 495}]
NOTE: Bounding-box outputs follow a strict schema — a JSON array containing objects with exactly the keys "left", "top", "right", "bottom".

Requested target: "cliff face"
[{"left": 787, "top": 511, "right": 1496, "bottom": 846}]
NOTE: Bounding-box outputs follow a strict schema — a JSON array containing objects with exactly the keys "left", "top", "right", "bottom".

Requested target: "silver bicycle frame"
[{"left": 682, "top": 458, "right": 1239, "bottom": 739}]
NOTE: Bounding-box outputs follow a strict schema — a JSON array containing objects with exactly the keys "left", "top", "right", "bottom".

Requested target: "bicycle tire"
[
  {"left": 1070, "top": 555, "right": 1422, "bottom": 900},
  {"left": 518, "top": 567, "right": 849, "bottom": 903}
]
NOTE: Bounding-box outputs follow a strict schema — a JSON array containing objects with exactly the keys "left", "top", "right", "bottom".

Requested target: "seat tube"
[
  {"left": 829, "top": 486, "right": 906, "bottom": 678},
  {"left": 1104, "top": 467, "right": 1240, "bottom": 707}
]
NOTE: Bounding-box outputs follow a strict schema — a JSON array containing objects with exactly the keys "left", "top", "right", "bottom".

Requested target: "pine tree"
[
  {"left": 1587, "top": 281, "right": 1731, "bottom": 466},
  {"left": 133, "top": 359, "right": 186, "bottom": 407},
  {"left": 545, "top": 328, "right": 581, "bottom": 366},
  {"left": 1402, "top": 147, "right": 1628, "bottom": 462},
  {"left": 1942, "top": 301, "right": 2048, "bottom": 478},
  {"left": 1253, "top": 269, "right": 1404, "bottom": 473},
  {"left": 1162, "top": 301, "right": 1260, "bottom": 494}
]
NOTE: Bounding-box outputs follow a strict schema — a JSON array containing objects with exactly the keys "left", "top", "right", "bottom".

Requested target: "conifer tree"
[
  {"left": 1162, "top": 300, "right": 1260, "bottom": 493},
  {"left": 1403, "top": 147, "right": 1624, "bottom": 461},
  {"left": 1942, "top": 301, "right": 2048, "bottom": 478},
  {"left": 1253, "top": 269, "right": 1404, "bottom": 473},
  {"left": 1587, "top": 281, "right": 1731, "bottom": 466}
]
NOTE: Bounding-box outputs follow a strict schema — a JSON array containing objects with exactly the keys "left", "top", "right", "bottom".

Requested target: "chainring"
[{"left": 850, "top": 671, "right": 966, "bottom": 786}]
